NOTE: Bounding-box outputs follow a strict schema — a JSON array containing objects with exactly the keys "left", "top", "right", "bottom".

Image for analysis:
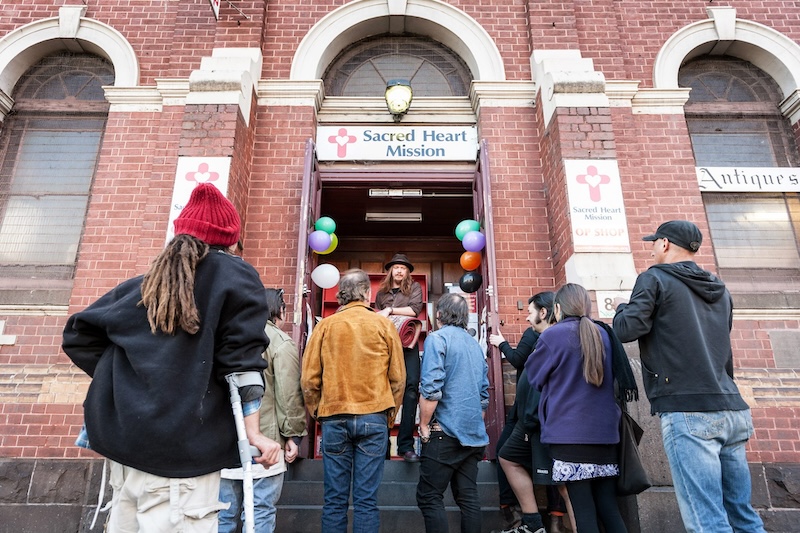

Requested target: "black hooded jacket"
[
  {"left": 612, "top": 261, "right": 748, "bottom": 415},
  {"left": 62, "top": 249, "right": 269, "bottom": 478}
]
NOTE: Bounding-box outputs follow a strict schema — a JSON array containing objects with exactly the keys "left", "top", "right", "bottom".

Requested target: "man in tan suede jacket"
[{"left": 301, "top": 268, "right": 405, "bottom": 533}]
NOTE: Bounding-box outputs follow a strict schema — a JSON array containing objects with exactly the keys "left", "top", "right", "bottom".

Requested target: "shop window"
[
  {"left": 324, "top": 35, "right": 472, "bottom": 97},
  {"left": 680, "top": 57, "right": 800, "bottom": 296},
  {"left": 0, "top": 53, "right": 112, "bottom": 305}
]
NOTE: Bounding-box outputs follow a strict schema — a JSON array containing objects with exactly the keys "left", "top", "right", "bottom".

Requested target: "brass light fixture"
[{"left": 384, "top": 79, "right": 413, "bottom": 122}]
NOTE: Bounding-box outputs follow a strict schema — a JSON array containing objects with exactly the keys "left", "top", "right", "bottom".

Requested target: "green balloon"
[
  {"left": 455, "top": 219, "right": 480, "bottom": 241},
  {"left": 315, "top": 216, "right": 337, "bottom": 234}
]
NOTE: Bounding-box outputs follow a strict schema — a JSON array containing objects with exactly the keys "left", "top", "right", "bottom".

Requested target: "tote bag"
[{"left": 617, "top": 410, "right": 651, "bottom": 496}]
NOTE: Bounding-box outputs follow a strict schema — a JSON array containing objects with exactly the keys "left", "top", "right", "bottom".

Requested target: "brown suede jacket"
[{"left": 301, "top": 301, "right": 405, "bottom": 425}]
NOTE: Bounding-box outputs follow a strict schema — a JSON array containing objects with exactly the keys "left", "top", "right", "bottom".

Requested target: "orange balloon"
[{"left": 460, "top": 251, "right": 481, "bottom": 271}]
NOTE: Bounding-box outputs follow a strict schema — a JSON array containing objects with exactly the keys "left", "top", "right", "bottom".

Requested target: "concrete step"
[{"left": 276, "top": 459, "right": 502, "bottom": 533}]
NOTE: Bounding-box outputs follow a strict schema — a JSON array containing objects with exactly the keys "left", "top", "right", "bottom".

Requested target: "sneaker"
[
  {"left": 496, "top": 526, "right": 545, "bottom": 533},
  {"left": 517, "top": 526, "right": 546, "bottom": 533}
]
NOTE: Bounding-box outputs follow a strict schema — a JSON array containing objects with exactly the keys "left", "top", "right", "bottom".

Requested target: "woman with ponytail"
[
  {"left": 525, "top": 283, "right": 629, "bottom": 533},
  {"left": 63, "top": 183, "right": 281, "bottom": 532}
]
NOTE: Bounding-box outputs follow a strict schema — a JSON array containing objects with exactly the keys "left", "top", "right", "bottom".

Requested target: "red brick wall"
[{"left": 477, "top": 104, "right": 551, "bottom": 344}]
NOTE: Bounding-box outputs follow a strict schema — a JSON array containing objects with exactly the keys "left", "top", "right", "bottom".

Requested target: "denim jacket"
[{"left": 420, "top": 325, "right": 489, "bottom": 448}]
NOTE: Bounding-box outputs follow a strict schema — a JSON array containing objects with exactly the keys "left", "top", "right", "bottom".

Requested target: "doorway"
[{"left": 293, "top": 142, "right": 504, "bottom": 457}]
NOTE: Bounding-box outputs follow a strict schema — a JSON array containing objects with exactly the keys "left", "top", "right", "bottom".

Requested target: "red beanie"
[{"left": 173, "top": 183, "right": 241, "bottom": 246}]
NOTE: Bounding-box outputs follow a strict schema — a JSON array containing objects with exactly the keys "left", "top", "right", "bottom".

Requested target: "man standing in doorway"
[
  {"left": 302, "top": 269, "right": 406, "bottom": 533},
  {"left": 612, "top": 220, "right": 766, "bottom": 533},
  {"left": 375, "top": 253, "right": 425, "bottom": 462},
  {"left": 417, "top": 293, "right": 489, "bottom": 533}
]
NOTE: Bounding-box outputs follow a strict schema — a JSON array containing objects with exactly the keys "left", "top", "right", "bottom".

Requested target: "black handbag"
[{"left": 616, "top": 410, "right": 651, "bottom": 496}]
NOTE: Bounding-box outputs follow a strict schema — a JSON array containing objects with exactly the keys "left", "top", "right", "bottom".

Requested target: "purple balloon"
[
  {"left": 308, "top": 230, "right": 332, "bottom": 252},
  {"left": 462, "top": 231, "right": 486, "bottom": 252}
]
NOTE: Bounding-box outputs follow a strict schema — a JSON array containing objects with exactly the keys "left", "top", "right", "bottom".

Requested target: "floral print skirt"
[{"left": 551, "top": 459, "right": 619, "bottom": 482}]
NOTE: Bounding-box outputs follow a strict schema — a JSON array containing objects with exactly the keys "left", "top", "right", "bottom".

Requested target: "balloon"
[
  {"left": 315, "top": 216, "right": 336, "bottom": 234},
  {"left": 315, "top": 233, "right": 338, "bottom": 255},
  {"left": 458, "top": 271, "right": 483, "bottom": 293},
  {"left": 455, "top": 219, "right": 481, "bottom": 241},
  {"left": 308, "top": 230, "right": 332, "bottom": 252},
  {"left": 311, "top": 264, "right": 340, "bottom": 289},
  {"left": 460, "top": 251, "right": 481, "bottom": 271},
  {"left": 462, "top": 231, "right": 486, "bottom": 252}
]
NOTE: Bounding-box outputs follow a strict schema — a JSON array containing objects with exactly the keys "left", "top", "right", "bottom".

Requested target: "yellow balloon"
[{"left": 315, "top": 233, "right": 338, "bottom": 255}]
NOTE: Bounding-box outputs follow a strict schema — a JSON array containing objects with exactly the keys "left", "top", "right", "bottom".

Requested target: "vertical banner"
[
  {"left": 208, "top": 0, "right": 221, "bottom": 20},
  {"left": 166, "top": 157, "right": 231, "bottom": 243},
  {"left": 564, "top": 160, "right": 631, "bottom": 253}
]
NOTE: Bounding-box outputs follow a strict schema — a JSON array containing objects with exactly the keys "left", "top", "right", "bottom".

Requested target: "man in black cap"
[
  {"left": 612, "top": 220, "right": 766, "bottom": 533},
  {"left": 376, "top": 253, "right": 425, "bottom": 462}
]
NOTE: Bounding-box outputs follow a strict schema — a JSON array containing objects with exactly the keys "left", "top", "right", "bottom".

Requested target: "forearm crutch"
[{"left": 225, "top": 372, "right": 264, "bottom": 533}]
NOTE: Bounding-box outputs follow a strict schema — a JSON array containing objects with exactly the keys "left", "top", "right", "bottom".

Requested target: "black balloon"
[{"left": 458, "top": 271, "right": 482, "bottom": 293}]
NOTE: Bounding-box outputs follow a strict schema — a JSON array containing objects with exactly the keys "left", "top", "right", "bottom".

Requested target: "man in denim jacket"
[{"left": 416, "top": 292, "right": 489, "bottom": 533}]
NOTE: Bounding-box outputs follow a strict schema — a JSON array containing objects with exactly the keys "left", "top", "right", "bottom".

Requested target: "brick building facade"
[{"left": 0, "top": 1, "right": 798, "bottom": 531}]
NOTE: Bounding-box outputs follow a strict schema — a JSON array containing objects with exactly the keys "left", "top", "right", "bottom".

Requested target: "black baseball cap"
[{"left": 642, "top": 220, "right": 702, "bottom": 252}]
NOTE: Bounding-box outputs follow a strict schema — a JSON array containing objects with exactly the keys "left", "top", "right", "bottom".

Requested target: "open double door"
[{"left": 291, "top": 139, "right": 504, "bottom": 458}]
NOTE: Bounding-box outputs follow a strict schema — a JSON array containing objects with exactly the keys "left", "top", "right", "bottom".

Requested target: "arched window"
[
  {"left": 0, "top": 53, "right": 112, "bottom": 305},
  {"left": 680, "top": 57, "right": 800, "bottom": 293},
  {"left": 324, "top": 35, "right": 472, "bottom": 97}
]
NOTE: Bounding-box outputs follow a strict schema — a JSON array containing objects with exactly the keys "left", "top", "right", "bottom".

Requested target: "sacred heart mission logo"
[
  {"left": 575, "top": 165, "right": 610, "bottom": 202},
  {"left": 328, "top": 128, "right": 357, "bottom": 158},
  {"left": 185, "top": 162, "right": 219, "bottom": 184}
]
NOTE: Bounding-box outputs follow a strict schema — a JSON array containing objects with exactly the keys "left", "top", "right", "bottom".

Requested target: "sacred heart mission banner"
[
  {"left": 316, "top": 125, "right": 478, "bottom": 162},
  {"left": 564, "top": 159, "right": 631, "bottom": 253}
]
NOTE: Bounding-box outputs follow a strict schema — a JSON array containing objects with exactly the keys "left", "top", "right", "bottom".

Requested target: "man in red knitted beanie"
[{"left": 63, "top": 182, "right": 280, "bottom": 532}]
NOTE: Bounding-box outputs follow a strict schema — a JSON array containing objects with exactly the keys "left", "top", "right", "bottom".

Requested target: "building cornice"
[{"left": 256, "top": 79, "right": 325, "bottom": 109}]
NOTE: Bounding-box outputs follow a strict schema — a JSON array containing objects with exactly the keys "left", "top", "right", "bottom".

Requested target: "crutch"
[{"left": 226, "top": 372, "right": 264, "bottom": 533}]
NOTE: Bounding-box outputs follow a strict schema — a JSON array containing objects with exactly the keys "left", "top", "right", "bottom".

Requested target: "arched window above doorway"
[
  {"left": 680, "top": 56, "right": 800, "bottom": 297},
  {"left": 323, "top": 35, "right": 472, "bottom": 97},
  {"left": 0, "top": 52, "right": 112, "bottom": 306}
]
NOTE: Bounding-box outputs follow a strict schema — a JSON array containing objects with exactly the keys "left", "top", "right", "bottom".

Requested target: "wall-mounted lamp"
[{"left": 384, "top": 79, "right": 413, "bottom": 122}]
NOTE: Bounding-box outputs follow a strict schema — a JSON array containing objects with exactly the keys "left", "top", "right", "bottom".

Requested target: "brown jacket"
[{"left": 301, "top": 301, "right": 405, "bottom": 425}]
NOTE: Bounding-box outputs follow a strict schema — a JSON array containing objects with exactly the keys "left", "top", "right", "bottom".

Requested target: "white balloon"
[{"left": 311, "top": 263, "right": 340, "bottom": 289}]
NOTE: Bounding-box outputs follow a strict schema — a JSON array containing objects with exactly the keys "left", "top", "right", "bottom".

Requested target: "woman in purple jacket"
[{"left": 526, "top": 283, "right": 627, "bottom": 533}]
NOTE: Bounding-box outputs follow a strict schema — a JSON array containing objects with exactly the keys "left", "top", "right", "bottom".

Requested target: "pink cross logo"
[
  {"left": 328, "top": 128, "right": 357, "bottom": 158},
  {"left": 576, "top": 165, "right": 610, "bottom": 202},
  {"left": 185, "top": 162, "right": 219, "bottom": 184}
]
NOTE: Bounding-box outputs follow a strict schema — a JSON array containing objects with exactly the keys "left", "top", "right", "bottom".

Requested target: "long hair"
[
  {"left": 336, "top": 269, "right": 371, "bottom": 306},
  {"left": 377, "top": 267, "right": 414, "bottom": 295},
  {"left": 554, "top": 283, "right": 605, "bottom": 386},
  {"left": 139, "top": 234, "right": 209, "bottom": 335}
]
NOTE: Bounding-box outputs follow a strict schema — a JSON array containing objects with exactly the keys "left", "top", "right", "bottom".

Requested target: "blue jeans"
[
  {"left": 416, "top": 432, "right": 484, "bottom": 533},
  {"left": 218, "top": 473, "right": 284, "bottom": 533},
  {"left": 660, "top": 410, "right": 766, "bottom": 533},
  {"left": 320, "top": 413, "right": 388, "bottom": 533}
]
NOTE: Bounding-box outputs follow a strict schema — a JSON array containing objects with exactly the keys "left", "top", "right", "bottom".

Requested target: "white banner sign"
[
  {"left": 208, "top": 0, "right": 220, "bottom": 20},
  {"left": 596, "top": 291, "right": 632, "bottom": 319},
  {"left": 166, "top": 157, "right": 231, "bottom": 243},
  {"left": 316, "top": 126, "right": 478, "bottom": 162},
  {"left": 696, "top": 167, "right": 800, "bottom": 192},
  {"left": 565, "top": 160, "right": 630, "bottom": 253}
]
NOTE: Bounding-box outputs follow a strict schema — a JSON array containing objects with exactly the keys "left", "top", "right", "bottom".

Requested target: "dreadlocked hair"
[{"left": 140, "top": 234, "right": 209, "bottom": 335}]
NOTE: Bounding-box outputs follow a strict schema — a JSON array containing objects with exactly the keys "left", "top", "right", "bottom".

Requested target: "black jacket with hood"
[
  {"left": 62, "top": 249, "right": 269, "bottom": 478},
  {"left": 612, "top": 261, "right": 748, "bottom": 415}
]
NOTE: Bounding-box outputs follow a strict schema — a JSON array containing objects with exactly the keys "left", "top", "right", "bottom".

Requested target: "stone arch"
[
  {"left": 0, "top": 8, "right": 138, "bottom": 115},
  {"left": 653, "top": 7, "right": 800, "bottom": 122},
  {"left": 290, "top": 0, "right": 505, "bottom": 82}
]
